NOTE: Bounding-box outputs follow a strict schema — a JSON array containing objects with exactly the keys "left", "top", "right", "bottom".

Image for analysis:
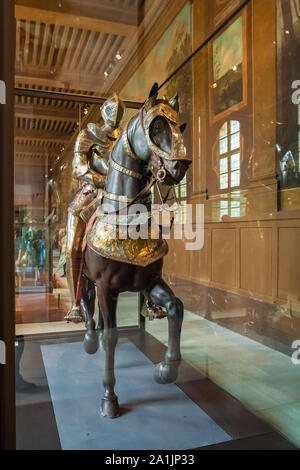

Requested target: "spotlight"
[
  {"left": 104, "top": 71, "right": 109, "bottom": 78},
  {"left": 115, "top": 51, "right": 122, "bottom": 61}
]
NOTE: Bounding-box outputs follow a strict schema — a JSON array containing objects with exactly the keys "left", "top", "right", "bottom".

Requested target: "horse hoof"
[
  {"left": 153, "top": 361, "right": 179, "bottom": 384},
  {"left": 83, "top": 330, "right": 99, "bottom": 355},
  {"left": 101, "top": 396, "right": 120, "bottom": 419}
]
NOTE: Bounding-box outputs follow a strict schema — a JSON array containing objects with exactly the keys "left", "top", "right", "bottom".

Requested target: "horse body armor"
[{"left": 86, "top": 215, "right": 168, "bottom": 267}]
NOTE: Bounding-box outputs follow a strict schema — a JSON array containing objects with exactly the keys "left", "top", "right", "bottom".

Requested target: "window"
[
  {"left": 219, "top": 120, "right": 241, "bottom": 190},
  {"left": 219, "top": 191, "right": 243, "bottom": 219},
  {"left": 175, "top": 174, "right": 187, "bottom": 200},
  {"left": 174, "top": 175, "right": 187, "bottom": 223},
  {"left": 218, "top": 120, "right": 242, "bottom": 218}
]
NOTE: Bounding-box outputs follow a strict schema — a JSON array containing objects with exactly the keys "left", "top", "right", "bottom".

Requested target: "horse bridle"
[{"left": 103, "top": 105, "right": 181, "bottom": 213}]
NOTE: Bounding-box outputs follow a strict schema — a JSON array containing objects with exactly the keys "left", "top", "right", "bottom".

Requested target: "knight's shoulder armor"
[
  {"left": 87, "top": 123, "right": 111, "bottom": 148},
  {"left": 73, "top": 129, "right": 92, "bottom": 178},
  {"left": 73, "top": 125, "right": 109, "bottom": 178},
  {"left": 74, "top": 128, "right": 96, "bottom": 154}
]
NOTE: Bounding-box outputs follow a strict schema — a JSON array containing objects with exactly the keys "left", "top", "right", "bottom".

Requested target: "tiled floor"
[
  {"left": 16, "top": 288, "right": 300, "bottom": 448},
  {"left": 146, "top": 310, "right": 300, "bottom": 448},
  {"left": 16, "top": 329, "right": 296, "bottom": 450}
]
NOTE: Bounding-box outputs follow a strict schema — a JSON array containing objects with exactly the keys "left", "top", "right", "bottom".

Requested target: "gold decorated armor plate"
[
  {"left": 87, "top": 216, "right": 168, "bottom": 267},
  {"left": 68, "top": 184, "right": 97, "bottom": 216}
]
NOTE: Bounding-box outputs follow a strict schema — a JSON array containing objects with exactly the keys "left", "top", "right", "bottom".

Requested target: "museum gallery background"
[{"left": 53, "top": 0, "right": 300, "bottom": 320}]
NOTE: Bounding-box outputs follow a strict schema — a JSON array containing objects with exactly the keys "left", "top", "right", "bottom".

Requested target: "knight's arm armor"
[
  {"left": 72, "top": 128, "right": 109, "bottom": 189},
  {"left": 72, "top": 93, "right": 125, "bottom": 190}
]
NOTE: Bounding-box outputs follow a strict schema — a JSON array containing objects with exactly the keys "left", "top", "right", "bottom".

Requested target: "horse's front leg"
[
  {"left": 96, "top": 281, "right": 120, "bottom": 418},
  {"left": 81, "top": 278, "right": 99, "bottom": 355},
  {"left": 144, "top": 279, "right": 183, "bottom": 384},
  {"left": 97, "top": 303, "right": 105, "bottom": 351}
]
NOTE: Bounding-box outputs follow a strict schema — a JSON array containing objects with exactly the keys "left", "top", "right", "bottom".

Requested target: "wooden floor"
[
  {"left": 15, "top": 293, "right": 66, "bottom": 324},
  {"left": 15, "top": 274, "right": 71, "bottom": 325}
]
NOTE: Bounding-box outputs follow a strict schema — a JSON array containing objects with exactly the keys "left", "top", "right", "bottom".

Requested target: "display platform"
[{"left": 41, "top": 338, "right": 232, "bottom": 450}]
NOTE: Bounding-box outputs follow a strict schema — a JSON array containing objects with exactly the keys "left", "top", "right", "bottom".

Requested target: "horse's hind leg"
[
  {"left": 97, "top": 280, "right": 120, "bottom": 418},
  {"left": 144, "top": 278, "right": 183, "bottom": 384},
  {"left": 81, "top": 278, "right": 99, "bottom": 355}
]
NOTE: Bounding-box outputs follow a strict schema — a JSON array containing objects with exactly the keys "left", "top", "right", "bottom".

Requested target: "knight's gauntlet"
[
  {"left": 92, "top": 172, "right": 106, "bottom": 189},
  {"left": 72, "top": 152, "right": 89, "bottom": 179}
]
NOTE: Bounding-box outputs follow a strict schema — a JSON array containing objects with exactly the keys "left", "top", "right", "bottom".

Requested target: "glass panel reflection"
[{"left": 13, "top": 0, "right": 300, "bottom": 452}]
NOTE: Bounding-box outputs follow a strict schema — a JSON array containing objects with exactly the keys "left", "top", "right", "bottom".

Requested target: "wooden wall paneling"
[
  {"left": 199, "top": 227, "right": 210, "bottom": 283},
  {"left": 272, "top": 224, "right": 279, "bottom": 300},
  {"left": 211, "top": 228, "right": 237, "bottom": 288},
  {"left": 278, "top": 227, "right": 300, "bottom": 301},
  {"left": 240, "top": 227, "right": 273, "bottom": 297},
  {"left": 186, "top": 227, "right": 209, "bottom": 284},
  {"left": 209, "top": 224, "right": 213, "bottom": 283},
  {"left": 176, "top": 238, "right": 190, "bottom": 280},
  {"left": 236, "top": 226, "right": 241, "bottom": 289}
]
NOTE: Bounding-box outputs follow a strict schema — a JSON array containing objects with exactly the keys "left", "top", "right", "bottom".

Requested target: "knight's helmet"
[{"left": 101, "top": 93, "right": 125, "bottom": 128}]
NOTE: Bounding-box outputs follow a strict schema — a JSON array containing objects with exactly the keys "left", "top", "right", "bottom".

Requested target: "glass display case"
[{"left": 14, "top": 89, "right": 143, "bottom": 334}]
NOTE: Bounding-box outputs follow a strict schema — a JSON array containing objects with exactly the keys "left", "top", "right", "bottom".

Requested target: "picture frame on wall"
[
  {"left": 210, "top": 0, "right": 243, "bottom": 28},
  {"left": 208, "top": 11, "right": 247, "bottom": 124}
]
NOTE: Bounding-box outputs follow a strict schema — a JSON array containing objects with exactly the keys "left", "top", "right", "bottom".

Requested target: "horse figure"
[{"left": 80, "top": 83, "right": 191, "bottom": 418}]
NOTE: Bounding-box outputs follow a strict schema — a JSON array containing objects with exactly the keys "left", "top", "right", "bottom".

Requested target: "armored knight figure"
[{"left": 65, "top": 94, "right": 125, "bottom": 322}]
